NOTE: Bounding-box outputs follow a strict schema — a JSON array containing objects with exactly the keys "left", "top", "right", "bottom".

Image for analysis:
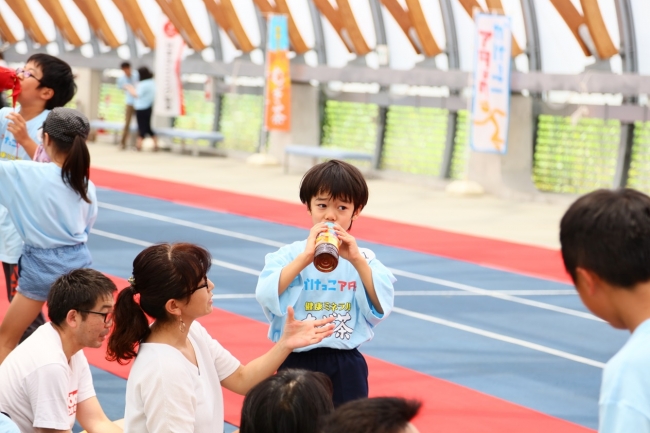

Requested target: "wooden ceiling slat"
[
  {"left": 0, "top": 12, "right": 18, "bottom": 44},
  {"left": 580, "top": 0, "right": 617, "bottom": 59},
  {"left": 72, "top": 0, "right": 120, "bottom": 48},
  {"left": 154, "top": 0, "right": 206, "bottom": 51},
  {"left": 5, "top": 0, "right": 49, "bottom": 45},
  {"left": 38, "top": 0, "right": 83, "bottom": 47},
  {"left": 405, "top": 0, "right": 442, "bottom": 56},
  {"left": 112, "top": 0, "right": 155, "bottom": 48}
]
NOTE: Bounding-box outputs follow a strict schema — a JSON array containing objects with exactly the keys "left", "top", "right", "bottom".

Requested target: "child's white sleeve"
[
  {"left": 355, "top": 251, "right": 396, "bottom": 326},
  {"left": 0, "top": 161, "right": 20, "bottom": 209},
  {"left": 255, "top": 243, "right": 305, "bottom": 321}
]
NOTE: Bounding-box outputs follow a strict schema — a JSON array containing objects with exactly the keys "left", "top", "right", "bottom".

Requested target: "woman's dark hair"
[
  {"left": 299, "top": 160, "right": 369, "bottom": 215},
  {"left": 106, "top": 243, "right": 211, "bottom": 364},
  {"left": 137, "top": 66, "right": 153, "bottom": 80},
  {"left": 239, "top": 369, "right": 334, "bottom": 433},
  {"left": 320, "top": 397, "right": 422, "bottom": 433},
  {"left": 27, "top": 53, "right": 76, "bottom": 109},
  {"left": 43, "top": 108, "right": 91, "bottom": 203}
]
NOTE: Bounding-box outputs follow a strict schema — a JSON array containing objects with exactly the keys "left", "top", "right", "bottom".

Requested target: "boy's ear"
[
  {"left": 39, "top": 86, "right": 54, "bottom": 102},
  {"left": 575, "top": 267, "right": 600, "bottom": 295},
  {"left": 352, "top": 206, "right": 363, "bottom": 220}
]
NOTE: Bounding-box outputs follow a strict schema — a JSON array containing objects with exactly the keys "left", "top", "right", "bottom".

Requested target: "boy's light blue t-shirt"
[
  {"left": 0, "top": 160, "right": 97, "bottom": 248},
  {"left": 0, "top": 107, "right": 49, "bottom": 262},
  {"left": 0, "top": 413, "right": 19, "bottom": 433},
  {"left": 0, "top": 107, "right": 49, "bottom": 161},
  {"left": 133, "top": 79, "right": 155, "bottom": 110},
  {"left": 116, "top": 70, "right": 139, "bottom": 106},
  {"left": 599, "top": 318, "right": 650, "bottom": 433},
  {"left": 255, "top": 240, "right": 396, "bottom": 351}
]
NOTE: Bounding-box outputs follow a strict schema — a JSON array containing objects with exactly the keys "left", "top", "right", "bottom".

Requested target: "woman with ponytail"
[
  {"left": 107, "top": 243, "right": 335, "bottom": 433},
  {"left": 0, "top": 107, "right": 96, "bottom": 363}
]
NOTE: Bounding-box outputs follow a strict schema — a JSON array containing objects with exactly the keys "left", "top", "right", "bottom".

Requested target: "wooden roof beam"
[
  {"left": 111, "top": 0, "right": 155, "bottom": 48},
  {"left": 0, "top": 11, "right": 19, "bottom": 44},
  {"left": 252, "top": 0, "right": 310, "bottom": 54},
  {"left": 73, "top": 0, "right": 120, "bottom": 48},
  {"left": 5, "top": 0, "right": 49, "bottom": 45},
  {"left": 154, "top": 0, "right": 206, "bottom": 51},
  {"left": 38, "top": 0, "right": 83, "bottom": 47},
  {"left": 203, "top": 0, "right": 255, "bottom": 53},
  {"left": 457, "top": 0, "right": 523, "bottom": 57}
]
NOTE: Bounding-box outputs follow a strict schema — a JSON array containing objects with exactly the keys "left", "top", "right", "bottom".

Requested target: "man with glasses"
[{"left": 0, "top": 269, "right": 122, "bottom": 433}]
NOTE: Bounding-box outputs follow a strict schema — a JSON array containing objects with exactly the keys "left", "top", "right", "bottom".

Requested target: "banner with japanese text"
[
  {"left": 154, "top": 16, "right": 185, "bottom": 117},
  {"left": 470, "top": 14, "right": 512, "bottom": 154},
  {"left": 263, "top": 14, "right": 291, "bottom": 132}
]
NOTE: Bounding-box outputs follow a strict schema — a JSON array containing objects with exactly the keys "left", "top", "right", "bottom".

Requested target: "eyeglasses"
[
  {"left": 77, "top": 309, "right": 113, "bottom": 324},
  {"left": 190, "top": 282, "right": 210, "bottom": 295},
  {"left": 15, "top": 68, "right": 42, "bottom": 82}
]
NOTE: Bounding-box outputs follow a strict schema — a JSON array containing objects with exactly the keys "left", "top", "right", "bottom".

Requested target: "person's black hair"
[
  {"left": 26, "top": 54, "right": 75, "bottom": 109},
  {"left": 560, "top": 188, "right": 650, "bottom": 288},
  {"left": 107, "top": 243, "right": 211, "bottom": 364},
  {"left": 137, "top": 66, "right": 153, "bottom": 81},
  {"left": 47, "top": 269, "right": 117, "bottom": 327},
  {"left": 299, "top": 159, "right": 368, "bottom": 216},
  {"left": 239, "top": 369, "right": 334, "bottom": 433},
  {"left": 120, "top": 62, "right": 131, "bottom": 69},
  {"left": 320, "top": 397, "right": 421, "bottom": 433}
]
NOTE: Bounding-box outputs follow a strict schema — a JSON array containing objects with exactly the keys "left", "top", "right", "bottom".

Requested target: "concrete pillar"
[
  {"left": 467, "top": 95, "right": 538, "bottom": 198},
  {"left": 266, "top": 82, "right": 321, "bottom": 171},
  {"left": 73, "top": 68, "right": 101, "bottom": 121}
]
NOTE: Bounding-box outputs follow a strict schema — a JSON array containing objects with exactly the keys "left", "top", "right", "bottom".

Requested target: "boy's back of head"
[
  {"left": 27, "top": 54, "right": 75, "bottom": 109},
  {"left": 319, "top": 397, "right": 421, "bottom": 433},
  {"left": 560, "top": 188, "right": 650, "bottom": 288},
  {"left": 299, "top": 159, "right": 369, "bottom": 214}
]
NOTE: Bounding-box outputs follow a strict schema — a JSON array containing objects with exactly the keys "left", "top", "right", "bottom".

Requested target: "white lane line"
[
  {"left": 394, "top": 290, "right": 576, "bottom": 296},
  {"left": 93, "top": 228, "right": 605, "bottom": 368},
  {"left": 392, "top": 307, "right": 605, "bottom": 369},
  {"left": 98, "top": 202, "right": 285, "bottom": 248},
  {"left": 94, "top": 204, "right": 597, "bottom": 321},
  {"left": 91, "top": 229, "right": 261, "bottom": 276},
  {"left": 387, "top": 268, "right": 599, "bottom": 322}
]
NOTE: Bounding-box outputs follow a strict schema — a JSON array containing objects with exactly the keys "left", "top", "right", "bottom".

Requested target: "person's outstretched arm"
[
  {"left": 76, "top": 397, "right": 122, "bottom": 433},
  {"left": 220, "top": 307, "right": 334, "bottom": 395}
]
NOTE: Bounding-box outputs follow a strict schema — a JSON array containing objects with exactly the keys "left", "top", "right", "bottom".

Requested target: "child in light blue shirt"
[
  {"left": 560, "top": 189, "right": 650, "bottom": 433},
  {"left": 0, "top": 108, "right": 96, "bottom": 364},
  {"left": 256, "top": 160, "right": 395, "bottom": 406}
]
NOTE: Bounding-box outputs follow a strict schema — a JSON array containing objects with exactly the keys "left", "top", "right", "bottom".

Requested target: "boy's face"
[
  {"left": 574, "top": 268, "right": 626, "bottom": 329},
  {"left": 309, "top": 193, "right": 361, "bottom": 230},
  {"left": 17, "top": 61, "right": 52, "bottom": 106}
]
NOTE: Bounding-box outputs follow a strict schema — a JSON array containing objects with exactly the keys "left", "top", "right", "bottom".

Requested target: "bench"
[
  {"left": 156, "top": 127, "right": 225, "bottom": 156},
  {"left": 284, "top": 145, "right": 374, "bottom": 173},
  {"left": 89, "top": 119, "right": 137, "bottom": 145}
]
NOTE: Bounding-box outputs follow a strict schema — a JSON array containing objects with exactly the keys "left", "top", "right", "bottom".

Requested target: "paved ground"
[{"left": 88, "top": 141, "right": 572, "bottom": 250}]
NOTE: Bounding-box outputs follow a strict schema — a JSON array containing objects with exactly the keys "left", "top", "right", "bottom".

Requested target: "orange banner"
[{"left": 264, "top": 50, "right": 291, "bottom": 132}]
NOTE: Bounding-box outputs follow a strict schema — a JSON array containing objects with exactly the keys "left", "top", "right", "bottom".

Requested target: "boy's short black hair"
[
  {"left": 120, "top": 61, "right": 131, "bottom": 69},
  {"left": 138, "top": 67, "right": 153, "bottom": 81},
  {"left": 47, "top": 269, "right": 117, "bottom": 326},
  {"left": 27, "top": 54, "right": 75, "bottom": 110},
  {"left": 560, "top": 188, "right": 650, "bottom": 288},
  {"left": 320, "top": 397, "right": 421, "bottom": 433},
  {"left": 299, "top": 160, "right": 368, "bottom": 213}
]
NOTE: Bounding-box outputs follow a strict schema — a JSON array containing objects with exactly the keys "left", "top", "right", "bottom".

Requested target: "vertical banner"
[
  {"left": 263, "top": 14, "right": 291, "bottom": 132},
  {"left": 470, "top": 14, "right": 512, "bottom": 154},
  {"left": 154, "top": 17, "right": 185, "bottom": 117}
]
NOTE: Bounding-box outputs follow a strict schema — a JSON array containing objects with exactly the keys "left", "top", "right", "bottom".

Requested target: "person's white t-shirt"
[
  {"left": 599, "top": 318, "right": 650, "bottom": 432},
  {"left": 124, "top": 321, "right": 241, "bottom": 433},
  {"left": 0, "top": 323, "right": 96, "bottom": 432}
]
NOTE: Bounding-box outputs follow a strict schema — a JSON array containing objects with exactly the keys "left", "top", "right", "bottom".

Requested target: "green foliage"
[
  {"left": 533, "top": 115, "right": 620, "bottom": 194},
  {"left": 321, "top": 100, "right": 378, "bottom": 168},
  {"left": 381, "top": 106, "right": 448, "bottom": 176},
  {"left": 218, "top": 93, "right": 263, "bottom": 153}
]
